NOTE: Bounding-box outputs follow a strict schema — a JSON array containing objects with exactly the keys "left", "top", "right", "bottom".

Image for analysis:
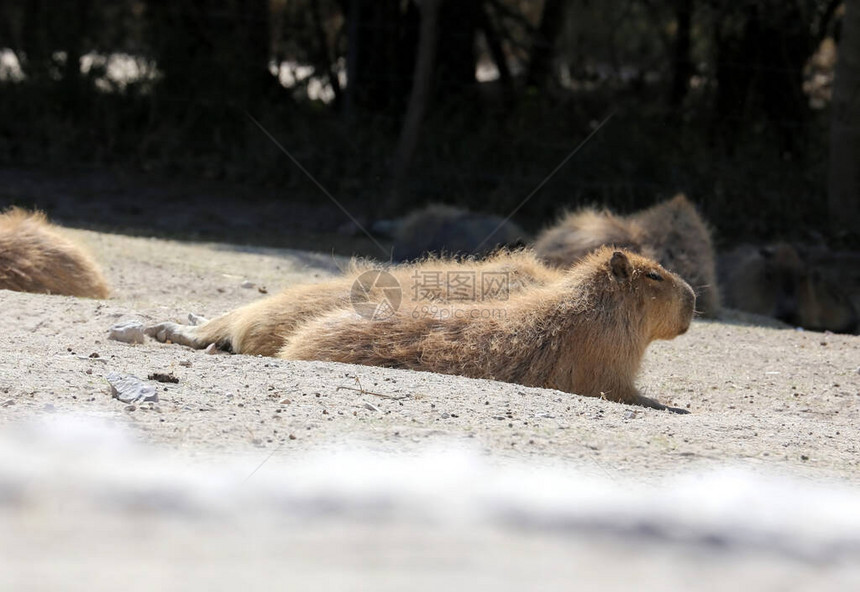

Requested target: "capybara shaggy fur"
[
  {"left": 146, "top": 249, "right": 561, "bottom": 357},
  {"left": 280, "top": 247, "right": 696, "bottom": 411},
  {"left": 0, "top": 208, "right": 109, "bottom": 299},
  {"left": 719, "top": 243, "right": 858, "bottom": 334},
  {"left": 392, "top": 204, "right": 529, "bottom": 262},
  {"left": 534, "top": 194, "right": 720, "bottom": 318}
]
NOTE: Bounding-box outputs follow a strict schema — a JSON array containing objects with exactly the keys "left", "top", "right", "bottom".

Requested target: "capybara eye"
[{"left": 646, "top": 271, "right": 664, "bottom": 281}]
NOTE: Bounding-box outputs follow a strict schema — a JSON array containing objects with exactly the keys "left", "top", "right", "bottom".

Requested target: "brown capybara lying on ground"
[
  {"left": 389, "top": 204, "right": 529, "bottom": 262},
  {"left": 0, "top": 208, "right": 109, "bottom": 299},
  {"left": 534, "top": 194, "right": 720, "bottom": 318},
  {"left": 146, "top": 249, "right": 561, "bottom": 357},
  {"left": 147, "top": 248, "right": 695, "bottom": 411},
  {"left": 279, "top": 247, "right": 695, "bottom": 412},
  {"left": 719, "top": 243, "right": 858, "bottom": 334}
]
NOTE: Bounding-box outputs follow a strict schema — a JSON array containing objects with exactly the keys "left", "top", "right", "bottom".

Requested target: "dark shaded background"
[{"left": 0, "top": 0, "right": 857, "bottom": 253}]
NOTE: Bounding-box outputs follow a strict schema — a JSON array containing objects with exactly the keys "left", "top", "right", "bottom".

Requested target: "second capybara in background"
[
  {"left": 146, "top": 249, "right": 562, "bottom": 356},
  {"left": 280, "top": 247, "right": 696, "bottom": 412},
  {"left": 802, "top": 248, "right": 860, "bottom": 333},
  {"left": 0, "top": 208, "right": 109, "bottom": 299},
  {"left": 534, "top": 194, "right": 720, "bottom": 318},
  {"left": 389, "top": 204, "right": 529, "bottom": 262},
  {"left": 720, "top": 243, "right": 858, "bottom": 334}
]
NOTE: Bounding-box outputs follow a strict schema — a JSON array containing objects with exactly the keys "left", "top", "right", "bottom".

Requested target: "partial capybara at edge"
[
  {"left": 280, "top": 247, "right": 696, "bottom": 412},
  {"left": 146, "top": 249, "right": 562, "bottom": 357},
  {"left": 719, "top": 243, "right": 858, "bottom": 334},
  {"left": 534, "top": 194, "right": 720, "bottom": 318},
  {"left": 390, "top": 204, "right": 529, "bottom": 262},
  {"left": 802, "top": 248, "right": 860, "bottom": 334},
  {"left": 0, "top": 208, "right": 109, "bottom": 299}
]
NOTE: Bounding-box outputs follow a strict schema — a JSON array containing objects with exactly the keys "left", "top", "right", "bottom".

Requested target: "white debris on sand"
[{"left": 106, "top": 373, "right": 159, "bottom": 403}]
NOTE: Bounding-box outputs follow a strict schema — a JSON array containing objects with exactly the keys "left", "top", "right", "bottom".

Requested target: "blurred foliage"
[{"left": 0, "top": 0, "right": 849, "bottom": 243}]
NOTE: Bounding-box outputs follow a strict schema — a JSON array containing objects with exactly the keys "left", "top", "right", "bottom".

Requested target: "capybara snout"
[{"left": 677, "top": 281, "right": 696, "bottom": 335}]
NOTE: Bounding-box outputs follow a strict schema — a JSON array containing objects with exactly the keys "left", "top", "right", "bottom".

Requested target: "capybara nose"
[{"left": 678, "top": 282, "right": 696, "bottom": 333}]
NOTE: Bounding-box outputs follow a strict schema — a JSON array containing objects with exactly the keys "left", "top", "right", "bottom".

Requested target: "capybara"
[
  {"left": 720, "top": 243, "right": 858, "bottom": 334},
  {"left": 802, "top": 248, "right": 860, "bottom": 334},
  {"left": 146, "top": 249, "right": 561, "bottom": 356},
  {"left": 280, "top": 247, "right": 696, "bottom": 412},
  {"left": 534, "top": 194, "right": 720, "bottom": 318},
  {"left": 390, "top": 204, "right": 529, "bottom": 262},
  {"left": 0, "top": 208, "right": 109, "bottom": 299}
]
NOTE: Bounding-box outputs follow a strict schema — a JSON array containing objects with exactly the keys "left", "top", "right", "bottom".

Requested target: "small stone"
[
  {"left": 107, "top": 373, "right": 159, "bottom": 404},
  {"left": 241, "top": 280, "right": 256, "bottom": 289},
  {"left": 108, "top": 321, "right": 145, "bottom": 344},
  {"left": 147, "top": 372, "right": 179, "bottom": 384}
]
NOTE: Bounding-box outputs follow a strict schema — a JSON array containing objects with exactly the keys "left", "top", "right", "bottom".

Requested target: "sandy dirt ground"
[{"left": 1, "top": 226, "right": 859, "bottom": 590}]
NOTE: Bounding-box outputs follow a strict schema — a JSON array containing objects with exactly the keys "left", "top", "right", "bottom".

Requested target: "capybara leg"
[
  {"left": 145, "top": 312, "right": 234, "bottom": 350},
  {"left": 145, "top": 321, "right": 208, "bottom": 349},
  {"left": 146, "top": 312, "right": 237, "bottom": 351}
]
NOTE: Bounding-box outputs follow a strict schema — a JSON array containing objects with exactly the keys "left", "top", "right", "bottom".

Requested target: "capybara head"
[{"left": 582, "top": 247, "right": 696, "bottom": 341}]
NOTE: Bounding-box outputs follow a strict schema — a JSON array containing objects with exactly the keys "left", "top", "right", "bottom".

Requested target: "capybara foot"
[
  {"left": 187, "top": 313, "right": 209, "bottom": 326},
  {"left": 145, "top": 321, "right": 203, "bottom": 349}
]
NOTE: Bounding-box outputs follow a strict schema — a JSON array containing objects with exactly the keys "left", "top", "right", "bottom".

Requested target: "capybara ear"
[{"left": 610, "top": 251, "right": 631, "bottom": 280}]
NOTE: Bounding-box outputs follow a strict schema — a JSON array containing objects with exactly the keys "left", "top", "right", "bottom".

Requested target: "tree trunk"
[
  {"left": 712, "top": 3, "right": 812, "bottom": 156},
  {"left": 669, "top": 0, "right": 693, "bottom": 107},
  {"left": 434, "top": 0, "right": 480, "bottom": 96},
  {"left": 342, "top": 0, "right": 418, "bottom": 113},
  {"left": 310, "top": 0, "right": 342, "bottom": 107},
  {"left": 526, "top": 0, "right": 567, "bottom": 88},
  {"left": 149, "top": 0, "right": 272, "bottom": 105},
  {"left": 478, "top": 1, "right": 514, "bottom": 101},
  {"left": 388, "top": 0, "right": 441, "bottom": 210},
  {"left": 828, "top": 1, "right": 860, "bottom": 236}
]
